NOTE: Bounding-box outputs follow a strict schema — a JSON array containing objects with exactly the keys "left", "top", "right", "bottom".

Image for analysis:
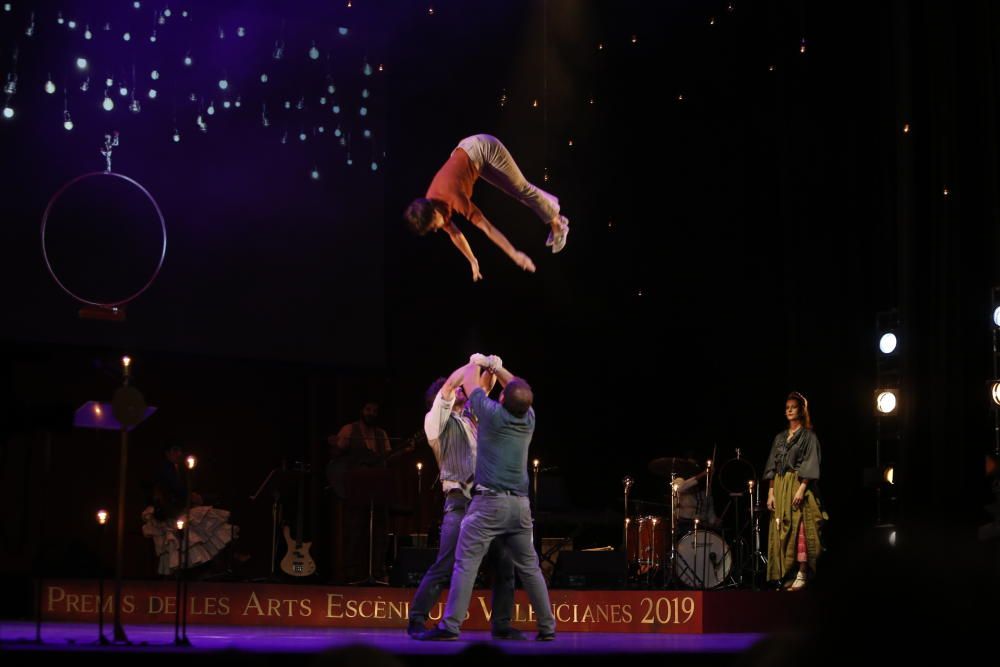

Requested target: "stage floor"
[{"left": 1, "top": 621, "right": 764, "bottom": 656}]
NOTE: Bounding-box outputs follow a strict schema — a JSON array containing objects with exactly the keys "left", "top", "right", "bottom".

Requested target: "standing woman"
[{"left": 763, "top": 392, "right": 827, "bottom": 590}]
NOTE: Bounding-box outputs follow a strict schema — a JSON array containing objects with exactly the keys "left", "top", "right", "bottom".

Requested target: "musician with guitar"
[{"left": 407, "top": 364, "right": 520, "bottom": 639}]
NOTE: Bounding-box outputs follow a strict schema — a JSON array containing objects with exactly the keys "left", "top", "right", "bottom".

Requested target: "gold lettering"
[
  {"left": 326, "top": 594, "right": 344, "bottom": 618},
  {"left": 149, "top": 596, "right": 164, "bottom": 614},
  {"left": 610, "top": 605, "right": 622, "bottom": 624},
  {"left": 622, "top": 604, "right": 633, "bottom": 624},
  {"left": 219, "top": 597, "right": 230, "bottom": 615},
  {"left": 47, "top": 586, "right": 66, "bottom": 612},
  {"left": 346, "top": 599, "right": 359, "bottom": 618},
  {"left": 164, "top": 597, "right": 176, "bottom": 615},
  {"left": 581, "top": 605, "right": 595, "bottom": 623},
  {"left": 66, "top": 594, "right": 81, "bottom": 613},
  {"left": 573, "top": 604, "right": 579, "bottom": 623},
  {"left": 388, "top": 601, "right": 405, "bottom": 619},
  {"left": 284, "top": 599, "right": 296, "bottom": 616},
  {"left": 555, "top": 604, "right": 571, "bottom": 623},
  {"left": 267, "top": 598, "right": 281, "bottom": 616},
  {"left": 476, "top": 596, "right": 493, "bottom": 622},
  {"left": 203, "top": 598, "right": 218, "bottom": 616},
  {"left": 597, "top": 605, "right": 610, "bottom": 623},
  {"left": 122, "top": 595, "right": 135, "bottom": 614},
  {"left": 428, "top": 602, "right": 443, "bottom": 621},
  {"left": 102, "top": 596, "right": 114, "bottom": 613},
  {"left": 358, "top": 600, "right": 374, "bottom": 618},
  {"left": 527, "top": 605, "right": 535, "bottom": 622},
  {"left": 374, "top": 600, "right": 387, "bottom": 619},
  {"left": 640, "top": 598, "right": 654, "bottom": 624},
  {"left": 300, "top": 599, "right": 312, "bottom": 617},
  {"left": 243, "top": 591, "right": 264, "bottom": 616},
  {"left": 80, "top": 595, "right": 96, "bottom": 614}
]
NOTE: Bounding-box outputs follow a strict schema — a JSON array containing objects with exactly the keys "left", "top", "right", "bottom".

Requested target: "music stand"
[
  {"left": 74, "top": 394, "right": 157, "bottom": 644},
  {"left": 346, "top": 466, "right": 392, "bottom": 586},
  {"left": 248, "top": 465, "right": 287, "bottom": 582}
]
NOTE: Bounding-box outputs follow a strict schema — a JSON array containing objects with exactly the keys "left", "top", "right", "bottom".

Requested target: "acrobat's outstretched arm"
[
  {"left": 468, "top": 206, "right": 536, "bottom": 274},
  {"left": 442, "top": 222, "right": 483, "bottom": 281}
]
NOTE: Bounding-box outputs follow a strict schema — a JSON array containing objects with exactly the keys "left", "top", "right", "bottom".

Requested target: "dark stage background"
[{"left": 2, "top": 0, "right": 999, "bottom": 594}]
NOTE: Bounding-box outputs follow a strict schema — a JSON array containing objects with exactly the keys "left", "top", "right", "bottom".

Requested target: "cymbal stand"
[
  {"left": 747, "top": 479, "right": 767, "bottom": 590},
  {"left": 622, "top": 476, "right": 633, "bottom": 586}
]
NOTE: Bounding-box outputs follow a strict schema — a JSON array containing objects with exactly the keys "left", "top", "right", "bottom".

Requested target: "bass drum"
[{"left": 675, "top": 530, "right": 732, "bottom": 589}]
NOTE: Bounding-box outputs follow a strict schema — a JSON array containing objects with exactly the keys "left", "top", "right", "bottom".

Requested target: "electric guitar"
[{"left": 280, "top": 462, "right": 316, "bottom": 577}]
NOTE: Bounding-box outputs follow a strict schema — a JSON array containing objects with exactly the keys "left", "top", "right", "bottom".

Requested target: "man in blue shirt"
[{"left": 417, "top": 355, "right": 556, "bottom": 641}]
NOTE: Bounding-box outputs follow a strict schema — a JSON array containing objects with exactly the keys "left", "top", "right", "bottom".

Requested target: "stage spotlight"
[
  {"left": 185, "top": 455, "right": 196, "bottom": 470},
  {"left": 991, "top": 381, "right": 1000, "bottom": 406},
  {"left": 993, "top": 305, "right": 1000, "bottom": 327},
  {"left": 883, "top": 466, "right": 894, "bottom": 485},
  {"left": 876, "top": 390, "right": 897, "bottom": 415},
  {"left": 879, "top": 333, "right": 897, "bottom": 354},
  {"left": 97, "top": 509, "right": 109, "bottom": 525}
]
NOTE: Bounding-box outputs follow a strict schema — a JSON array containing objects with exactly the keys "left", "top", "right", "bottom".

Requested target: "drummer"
[{"left": 672, "top": 451, "right": 720, "bottom": 530}]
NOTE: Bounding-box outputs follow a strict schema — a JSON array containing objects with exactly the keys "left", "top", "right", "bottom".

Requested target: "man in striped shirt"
[{"left": 406, "top": 361, "right": 521, "bottom": 639}]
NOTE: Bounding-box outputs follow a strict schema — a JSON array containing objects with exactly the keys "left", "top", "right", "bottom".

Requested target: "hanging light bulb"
[
  {"left": 309, "top": 43, "right": 320, "bottom": 60},
  {"left": 260, "top": 73, "right": 268, "bottom": 83},
  {"left": 223, "top": 100, "right": 230, "bottom": 109},
  {"left": 68, "top": 20, "right": 76, "bottom": 30},
  {"left": 57, "top": 11, "right": 64, "bottom": 25},
  {"left": 218, "top": 78, "right": 228, "bottom": 90},
  {"left": 334, "top": 126, "right": 342, "bottom": 137},
  {"left": 310, "top": 168, "right": 320, "bottom": 180},
  {"left": 148, "top": 88, "right": 157, "bottom": 99},
  {"left": 63, "top": 110, "right": 73, "bottom": 130},
  {"left": 237, "top": 26, "right": 246, "bottom": 37},
  {"left": 80, "top": 77, "right": 90, "bottom": 92},
  {"left": 318, "top": 125, "right": 325, "bottom": 133},
  {"left": 362, "top": 88, "right": 370, "bottom": 98},
  {"left": 207, "top": 101, "right": 215, "bottom": 115},
  {"left": 2, "top": 105, "right": 14, "bottom": 119},
  {"left": 183, "top": 54, "right": 193, "bottom": 67},
  {"left": 363, "top": 129, "right": 371, "bottom": 138},
  {"left": 119, "top": 85, "right": 128, "bottom": 96},
  {"left": 105, "top": 77, "right": 113, "bottom": 87},
  {"left": 327, "top": 84, "right": 335, "bottom": 94},
  {"left": 163, "top": 7, "right": 172, "bottom": 17},
  {"left": 172, "top": 129, "right": 180, "bottom": 142},
  {"left": 149, "top": 30, "right": 157, "bottom": 43},
  {"left": 332, "top": 104, "right": 340, "bottom": 114},
  {"left": 360, "top": 106, "right": 368, "bottom": 116},
  {"left": 371, "top": 162, "right": 378, "bottom": 172},
  {"left": 299, "top": 131, "right": 307, "bottom": 141},
  {"left": 234, "top": 96, "right": 241, "bottom": 108},
  {"left": 76, "top": 57, "right": 88, "bottom": 70},
  {"left": 102, "top": 92, "right": 114, "bottom": 111},
  {"left": 363, "top": 62, "right": 373, "bottom": 76},
  {"left": 45, "top": 78, "right": 56, "bottom": 94},
  {"left": 129, "top": 98, "right": 140, "bottom": 113},
  {"left": 123, "top": 32, "right": 131, "bottom": 41},
  {"left": 320, "top": 96, "right": 327, "bottom": 105},
  {"left": 84, "top": 25, "right": 92, "bottom": 39},
  {"left": 218, "top": 26, "right": 224, "bottom": 39},
  {"left": 338, "top": 27, "right": 349, "bottom": 36}
]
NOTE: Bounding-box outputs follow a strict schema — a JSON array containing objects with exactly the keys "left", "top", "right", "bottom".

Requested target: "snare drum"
[
  {"left": 675, "top": 529, "right": 732, "bottom": 589},
  {"left": 626, "top": 515, "right": 665, "bottom": 575}
]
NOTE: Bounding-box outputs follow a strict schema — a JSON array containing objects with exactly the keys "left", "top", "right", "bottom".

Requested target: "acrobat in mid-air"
[{"left": 404, "top": 134, "right": 569, "bottom": 282}]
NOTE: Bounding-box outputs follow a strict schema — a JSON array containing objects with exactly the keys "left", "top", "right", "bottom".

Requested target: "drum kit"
[{"left": 622, "top": 449, "right": 767, "bottom": 589}]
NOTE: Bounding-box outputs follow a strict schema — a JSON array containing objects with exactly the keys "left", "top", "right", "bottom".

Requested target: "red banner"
[{"left": 41, "top": 580, "right": 704, "bottom": 633}]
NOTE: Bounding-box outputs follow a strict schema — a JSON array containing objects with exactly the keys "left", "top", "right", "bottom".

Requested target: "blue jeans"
[
  {"left": 408, "top": 493, "right": 515, "bottom": 631},
  {"left": 439, "top": 493, "right": 555, "bottom": 636}
]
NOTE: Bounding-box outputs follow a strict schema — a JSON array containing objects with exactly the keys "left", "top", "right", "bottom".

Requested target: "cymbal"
[{"left": 648, "top": 456, "right": 701, "bottom": 478}]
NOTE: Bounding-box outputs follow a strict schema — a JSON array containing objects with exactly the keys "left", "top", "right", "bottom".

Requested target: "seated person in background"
[{"left": 142, "top": 443, "right": 238, "bottom": 576}]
